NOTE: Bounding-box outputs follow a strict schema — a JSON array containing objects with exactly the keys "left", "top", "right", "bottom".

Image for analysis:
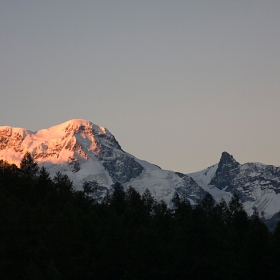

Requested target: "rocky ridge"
[{"left": 188, "top": 152, "right": 280, "bottom": 221}]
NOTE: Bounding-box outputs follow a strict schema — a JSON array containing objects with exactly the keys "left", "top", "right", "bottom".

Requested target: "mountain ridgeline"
[{"left": 1, "top": 119, "right": 280, "bottom": 222}]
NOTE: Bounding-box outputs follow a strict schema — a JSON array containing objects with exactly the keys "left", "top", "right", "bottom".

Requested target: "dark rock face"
[
  {"left": 68, "top": 156, "right": 80, "bottom": 173},
  {"left": 209, "top": 152, "right": 280, "bottom": 204},
  {"left": 63, "top": 122, "right": 145, "bottom": 184},
  {"left": 93, "top": 131, "right": 144, "bottom": 184},
  {"left": 231, "top": 163, "right": 280, "bottom": 202},
  {"left": 99, "top": 152, "right": 144, "bottom": 184},
  {"left": 175, "top": 175, "right": 207, "bottom": 202},
  {"left": 0, "top": 129, "right": 25, "bottom": 152},
  {"left": 210, "top": 152, "right": 240, "bottom": 191}
]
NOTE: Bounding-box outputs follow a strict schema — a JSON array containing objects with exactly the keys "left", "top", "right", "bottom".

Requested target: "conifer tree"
[
  {"left": 53, "top": 171, "right": 73, "bottom": 195},
  {"left": 199, "top": 193, "right": 216, "bottom": 216},
  {"left": 229, "top": 193, "right": 243, "bottom": 215},
  {"left": 20, "top": 151, "right": 39, "bottom": 179},
  {"left": 37, "top": 166, "right": 52, "bottom": 185},
  {"left": 111, "top": 182, "right": 126, "bottom": 215},
  {"left": 172, "top": 192, "right": 191, "bottom": 218},
  {"left": 215, "top": 198, "right": 231, "bottom": 224},
  {"left": 35, "top": 166, "right": 54, "bottom": 199},
  {"left": 142, "top": 188, "right": 156, "bottom": 216}
]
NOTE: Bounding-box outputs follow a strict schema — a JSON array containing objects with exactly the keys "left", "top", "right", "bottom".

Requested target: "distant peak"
[
  {"left": 209, "top": 152, "right": 240, "bottom": 189},
  {"left": 219, "top": 152, "right": 239, "bottom": 166}
]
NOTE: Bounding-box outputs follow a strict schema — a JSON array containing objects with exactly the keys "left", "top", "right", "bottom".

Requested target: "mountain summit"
[
  {"left": 188, "top": 152, "right": 280, "bottom": 221},
  {"left": 218, "top": 151, "right": 239, "bottom": 166},
  {"left": 210, "top": 152, "right": 240, "bottom": 190}
]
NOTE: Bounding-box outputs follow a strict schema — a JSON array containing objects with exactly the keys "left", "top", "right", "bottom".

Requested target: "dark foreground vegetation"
[{"left": 1, "top": 153, "right": 280, "bottom": 279}]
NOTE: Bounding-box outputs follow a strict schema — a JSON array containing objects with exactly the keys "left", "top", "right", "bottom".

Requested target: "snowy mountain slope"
[
  {"left": 188, "top": 152, "right": 280, "bottom": 219},
  {"left": 188, "top": 164, "right": 232, "bottom": 203},
  {"left": 127, "top": 155, "right": 206, "bottom": 206},
  {"left": 0, "top": 119, "right": 206, "bottom": 205},
  {"left": 126, "top": 156, "right": 179, "bottom": 203},
  {"left": 188, "top": 164, "right": 218, "bottom": 188}
]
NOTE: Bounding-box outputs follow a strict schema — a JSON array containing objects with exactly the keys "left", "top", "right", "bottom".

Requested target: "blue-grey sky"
[{"left": 1, "top": 1, "right": 280, "bottom": 173}]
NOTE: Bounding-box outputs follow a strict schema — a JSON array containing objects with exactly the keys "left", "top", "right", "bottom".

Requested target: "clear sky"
[{"left": 1, "top": 1, "right": 280, "bottom": 173}]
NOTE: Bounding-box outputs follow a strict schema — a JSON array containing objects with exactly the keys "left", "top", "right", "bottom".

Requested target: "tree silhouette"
[{"left": 20, "top": 151, "right": 39, "bottom": 179}]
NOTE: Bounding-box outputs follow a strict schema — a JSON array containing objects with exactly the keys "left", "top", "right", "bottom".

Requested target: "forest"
[{"left": 1, "top": 152, "right": 280, "bottom": 280}]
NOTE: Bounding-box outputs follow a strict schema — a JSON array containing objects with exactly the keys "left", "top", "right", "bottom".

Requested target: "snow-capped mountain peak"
[
  {"left": 0, "top": 119, "right": 206, "bottom": 206},
  {"left": 45, "top": 119, "right": 111, "bottom": 136},
  {"left": 0, "top": 119, "right": 118, "bottom": 167},
  {"left": 188, "top": 151, "right": 280, "bottom": 220}
]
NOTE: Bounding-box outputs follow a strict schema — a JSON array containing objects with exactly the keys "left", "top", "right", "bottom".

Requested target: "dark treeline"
[{"left": 1, "top": 153, "right": 280, "bottom": 280}]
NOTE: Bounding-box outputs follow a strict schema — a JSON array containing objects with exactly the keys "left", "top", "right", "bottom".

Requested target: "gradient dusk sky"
[{"left": 1, "top": 1, "right": 280, "bottom": 173}]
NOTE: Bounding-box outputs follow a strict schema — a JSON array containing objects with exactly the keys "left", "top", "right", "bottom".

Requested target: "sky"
[{"left": 1, "top": 0, "right": 280, "bottom": 173}]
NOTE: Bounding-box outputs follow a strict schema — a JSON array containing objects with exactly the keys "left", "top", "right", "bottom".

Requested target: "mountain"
[
  {"left": 188, "top": 152, "right": 280, "bottom": 221},
  {"left": 0, "top": 119, "right": 206, "bottom": 206},
  {"left": 2, "top": 120, "right": 280, "bottom": 222}
]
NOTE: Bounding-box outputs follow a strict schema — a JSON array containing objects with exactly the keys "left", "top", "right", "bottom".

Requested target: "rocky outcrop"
[
  {"left": 189, "top": 152, "right": 280, "bottom": 219},
  {"left": 210, "top": 152, "right": 240, "bottom": 191}
]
